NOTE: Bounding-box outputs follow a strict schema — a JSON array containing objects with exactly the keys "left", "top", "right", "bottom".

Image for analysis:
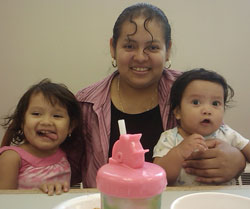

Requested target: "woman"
[{"left": 68, "top": 3, "right": 245, "bottom": 188}]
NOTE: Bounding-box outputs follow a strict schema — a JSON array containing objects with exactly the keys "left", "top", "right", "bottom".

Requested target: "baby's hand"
[
  {"left": 177, "top": 134, "right": 208, "bottom": 160},
  {"left": 40, "top": 181, "right": 70, "bottom": 196}
]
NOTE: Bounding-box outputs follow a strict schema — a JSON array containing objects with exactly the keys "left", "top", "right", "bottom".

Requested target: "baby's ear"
[{"left": 173, "top": 107, "right": 181, "bottom": 120}]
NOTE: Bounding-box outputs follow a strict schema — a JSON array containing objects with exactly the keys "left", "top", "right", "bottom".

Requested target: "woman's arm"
[
  {"left": 0, "top": 150, "right": 20, "bottom": 189},
  {"left": 241, "top": 142, "right": 250, "bottom": 163},
  {"left": 63, "top": 136, "right": 85, "bottom": 186},
  {"left": 183, "top": 139, "right": 246, "bottom": 184}
]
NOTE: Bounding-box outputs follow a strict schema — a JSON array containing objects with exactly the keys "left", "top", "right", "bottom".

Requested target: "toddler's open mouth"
[{"left": 37, "top": 130, "right": 57, "bottom": 140}]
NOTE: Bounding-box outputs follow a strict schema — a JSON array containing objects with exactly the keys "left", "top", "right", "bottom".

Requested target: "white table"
[{"left": 1, "top": 186, "right": 250, "bottom": 209}]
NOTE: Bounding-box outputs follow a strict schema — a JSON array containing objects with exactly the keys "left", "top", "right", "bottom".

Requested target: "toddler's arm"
[
  {"left": 154, "top": 134, "right": 207, "bottom": 185},
  {"left": 0, "top": 150, "right": 20, "bottom": 189},
  {"left": 40, "top": 181, "right": 70, "bottom": 196}
]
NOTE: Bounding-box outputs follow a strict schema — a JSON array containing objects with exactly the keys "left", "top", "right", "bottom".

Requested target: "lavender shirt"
[{"left": 69, "top": 69, "right": 181, "bottom": 188}]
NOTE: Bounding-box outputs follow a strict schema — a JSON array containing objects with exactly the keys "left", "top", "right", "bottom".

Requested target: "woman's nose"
[{"left": 133, "top": 49, "right": 149, "bottom": 62}]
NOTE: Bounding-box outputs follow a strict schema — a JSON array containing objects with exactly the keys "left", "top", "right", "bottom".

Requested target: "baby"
[{"left": 153, "top": 68, "right": 250, "bottom": 185}]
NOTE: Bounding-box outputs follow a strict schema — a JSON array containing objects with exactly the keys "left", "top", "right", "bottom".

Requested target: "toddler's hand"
[
  {"left": 40, "top": 181, "right": 70, "bottom": 196},
  {"left": 177, "top": 133, "right": 208, "bottom": 160}
]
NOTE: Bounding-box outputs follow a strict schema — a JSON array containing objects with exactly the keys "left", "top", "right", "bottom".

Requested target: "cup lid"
[{"left": 96, "top": 134, "right": 167, "bottom": 198}]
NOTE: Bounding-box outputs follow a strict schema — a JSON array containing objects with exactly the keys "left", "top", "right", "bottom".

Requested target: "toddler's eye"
[
  {"left": 192, "top": 99, "right": 200, "bottom": 105},
  {"left": 54, "top": 114, "right": 63, "bottom": 118},
  {"left": 31, "top": 112, "right": 40, "bottom": 116}
]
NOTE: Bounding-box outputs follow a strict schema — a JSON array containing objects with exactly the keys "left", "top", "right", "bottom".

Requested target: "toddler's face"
[
  {"left": 175, "top": 80, "right": 224, "bottom": 137},
  {"left": 22, "top": 92, "right": 72, "bottom": 156}
]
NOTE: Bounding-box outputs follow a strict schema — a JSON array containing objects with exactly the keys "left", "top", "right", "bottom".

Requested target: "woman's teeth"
[{"left": 131, "top": 67, "right": 150, "bottom": 72}]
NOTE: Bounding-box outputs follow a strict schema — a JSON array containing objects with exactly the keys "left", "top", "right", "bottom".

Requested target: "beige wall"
[{"left": 1, "top": 0, "right": 250, "bottom": 142}]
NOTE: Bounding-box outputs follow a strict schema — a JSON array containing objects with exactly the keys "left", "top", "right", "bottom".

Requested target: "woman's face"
[{"left": 110, "top": 16, "right": 170, "bottom": 90}]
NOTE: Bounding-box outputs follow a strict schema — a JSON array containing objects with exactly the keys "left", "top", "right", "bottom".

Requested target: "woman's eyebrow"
[
  {"left": 123, "top": 37, "right": 135, "bottom": 42},
  {"left": 123, "top": 38, "right": 161, "bottom": 44}
]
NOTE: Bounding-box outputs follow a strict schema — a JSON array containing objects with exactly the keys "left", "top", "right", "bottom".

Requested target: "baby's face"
[{"left": 175, "top": 80, "right": 224, "bottom": 137}]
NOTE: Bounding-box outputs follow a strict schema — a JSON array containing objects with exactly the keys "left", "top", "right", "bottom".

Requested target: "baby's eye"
[
  {"left": 192, "top": 99, "right": 200, "bottom": 105},
  {"left": 212, "top": 101, "right": 220, "bottom": 106}
]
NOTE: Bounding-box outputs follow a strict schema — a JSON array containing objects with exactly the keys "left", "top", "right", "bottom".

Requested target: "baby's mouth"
[
  {"left": 37, "top": 130, "right": 58, "bottom": 140},
  {"left": 201, "top": 119, "right": 211, "bottom": 124}
]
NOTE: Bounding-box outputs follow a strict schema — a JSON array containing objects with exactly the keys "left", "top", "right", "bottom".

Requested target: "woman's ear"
[
  {"left": 174, "top": 107, "right": 181, "bottom": 120},
  {"left": 110, "top": 38, "right": 115, "bottom": 59},
  {"left": 165, "top": 40, "right": 172, "bottom": 61}
]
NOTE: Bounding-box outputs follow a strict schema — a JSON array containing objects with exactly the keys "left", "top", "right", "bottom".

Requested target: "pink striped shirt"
[
  {"left": 69, "top": 69, "right": 181, "bottom": 188},
  {"left": 0, "top": 146, "right": 71, "bottom": 189}
]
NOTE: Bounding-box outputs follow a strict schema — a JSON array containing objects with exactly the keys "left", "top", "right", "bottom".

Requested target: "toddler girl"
[{"left": 0, "top": 79, "right": 83, "bottom": 195}]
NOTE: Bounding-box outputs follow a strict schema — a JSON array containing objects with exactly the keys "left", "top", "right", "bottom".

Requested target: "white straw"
[{"left": 118, "top": 119, "right": 127, "bottom": 135}]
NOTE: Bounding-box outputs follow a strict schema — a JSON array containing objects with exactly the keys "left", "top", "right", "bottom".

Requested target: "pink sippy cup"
[{"left": 96, "top": 120, "right": 167, "bottom": 209}]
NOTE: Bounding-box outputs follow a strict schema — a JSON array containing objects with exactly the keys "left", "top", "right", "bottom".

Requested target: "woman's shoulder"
[
  {"left": 162, "top": 69, "right": 182, "bottom": 80},
  {"left": 159, "top": 69, "right": 182, "bottom": 96},
  {"left": 76, "top": 71, "right": 117, "bottom": 102}
]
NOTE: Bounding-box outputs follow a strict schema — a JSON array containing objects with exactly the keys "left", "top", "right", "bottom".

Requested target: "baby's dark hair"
[
  {"left": 1, "top": 79, "right": 83, "bottom": 149},
  {"left": 169, "top": 68, "right": 234, "bottom": 122},
  {"left": 112, "top": 3, "right": 171, "bottom": 51}
]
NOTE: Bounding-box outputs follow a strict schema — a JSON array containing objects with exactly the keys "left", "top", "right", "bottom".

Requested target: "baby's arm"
[
  {"left": 0, "top": 150, "right": 20, "bottom": 189},
  {"left": 241, "top": 142, "right": 250, "bottom": 163},
  {"left": 154, "top": 134, "right": 207, "bottom": 185}
]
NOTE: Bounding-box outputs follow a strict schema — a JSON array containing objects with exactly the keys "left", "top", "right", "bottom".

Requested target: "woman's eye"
[
  {"left": 147, "top": 45, "right": 159, "bottom": 51},
  {"left": 124, "top": 44, "right": 134, "bottom": 50},
  {"left": 192, "top": 100, "right": 200, "bottom": 105}
]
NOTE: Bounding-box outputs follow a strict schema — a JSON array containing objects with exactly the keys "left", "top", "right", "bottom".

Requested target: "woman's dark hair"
[
  {"left": 1, "top": 78, "right": 83, "bottom": 150},
  {"left": 169, "top": 68, "right": 234, "bottom": 123},
  {"left": 112, "top": 3, "right": 171, "bottom": 51}
]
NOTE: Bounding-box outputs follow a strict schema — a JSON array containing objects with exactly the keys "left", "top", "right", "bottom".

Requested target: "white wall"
[{"left": 1, "top": 0, "right": 250, "bottom": 142}]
